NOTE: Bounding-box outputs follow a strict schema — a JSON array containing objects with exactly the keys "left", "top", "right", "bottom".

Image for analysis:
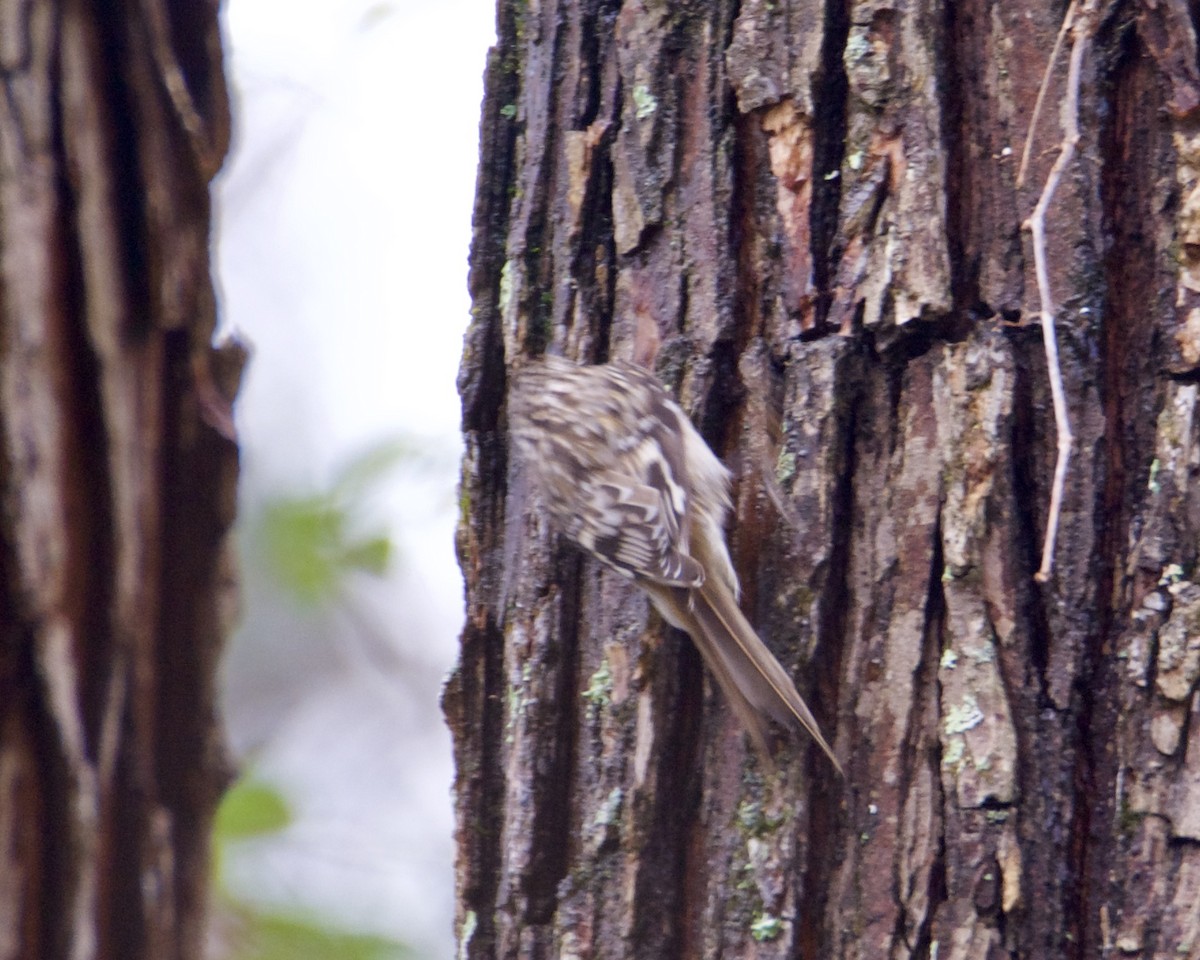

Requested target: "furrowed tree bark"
[
  {"left": 449, "top": 1, "right": 1200, "bottom": 958},
  {"left": 0, "top": 4, "right": 237, "bottom": 960}
]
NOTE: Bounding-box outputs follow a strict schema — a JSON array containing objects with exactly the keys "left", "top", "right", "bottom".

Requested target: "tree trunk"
[
  {"left": 448, "top": 0, "right": 1200, "bottom": 957},
  {"left": 0, "top": 3, "right": 237, "bottom": 959}
]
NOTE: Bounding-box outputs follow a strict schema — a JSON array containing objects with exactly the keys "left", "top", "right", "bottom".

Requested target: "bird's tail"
[{"left": 654, "top": 580, "right": 841, "bottom": 772}]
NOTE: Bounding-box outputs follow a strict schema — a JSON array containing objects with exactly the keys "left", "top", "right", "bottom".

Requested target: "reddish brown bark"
[
  {"left": 0, "top": 3, "right": 237, "bottom": 959},
  {"left": 450, "top": 0, "right": 1200, "bottom": 958}
]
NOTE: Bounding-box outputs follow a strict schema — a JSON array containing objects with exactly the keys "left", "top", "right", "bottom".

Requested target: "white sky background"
[{"left": 214, "top": 0, "right": 495, "bottom": 955}]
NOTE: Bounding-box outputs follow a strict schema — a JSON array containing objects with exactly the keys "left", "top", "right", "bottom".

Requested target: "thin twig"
[
  {"left": 1023, "top": 0, "right": 1097, "bottom": 583},
  {"left": 1016, "top": 3, "right": 1075, "bottom": 190}
]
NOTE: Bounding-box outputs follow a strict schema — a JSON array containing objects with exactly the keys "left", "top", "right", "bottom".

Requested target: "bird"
[{"left": 508, "top": 355, "right": 840, "bottom": 771}]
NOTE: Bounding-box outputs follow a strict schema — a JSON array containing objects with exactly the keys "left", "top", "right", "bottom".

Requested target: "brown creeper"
[{"left": 509, "top": 355, "right": 839, "bottom": 769}]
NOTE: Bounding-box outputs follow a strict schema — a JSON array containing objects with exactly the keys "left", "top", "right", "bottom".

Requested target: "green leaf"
[
  {"left": 332, "top": 440, "right": 417, "bottom": 499},
  {"left": 215, "top": 779, "right": 292, "bottom": 842},
  {"left": 261, "top": 495, "right": 347, "bottom": 604},
  {"left": 228, "top": 908, "right": 414, "bottom": 960},
  {"left": 340, "top": 536, "right": 392, "bottom": 575},
  {"left": 256, "top": 439, "right": 420, "bottom": 604}
]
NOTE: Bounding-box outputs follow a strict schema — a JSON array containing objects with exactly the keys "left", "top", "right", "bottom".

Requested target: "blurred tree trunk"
[
  {"left": 0, "top": 4, "right": 238, "bottom": 960},
  {"left": 448, "top": 0, "right": 1200, "bottom": 957}
]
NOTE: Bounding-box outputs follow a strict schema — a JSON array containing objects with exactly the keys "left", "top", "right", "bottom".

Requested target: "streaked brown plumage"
[{"left": 509, "top": 356, "right": 839, "bottom": 770}]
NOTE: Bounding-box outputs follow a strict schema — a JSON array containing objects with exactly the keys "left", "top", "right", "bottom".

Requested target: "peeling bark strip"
[
  {"left": 0, "top": 3, "right": 237, "bottom": 959},
  {"left": 453, "top": 0, "right": 1200, "bottom": 958}
]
